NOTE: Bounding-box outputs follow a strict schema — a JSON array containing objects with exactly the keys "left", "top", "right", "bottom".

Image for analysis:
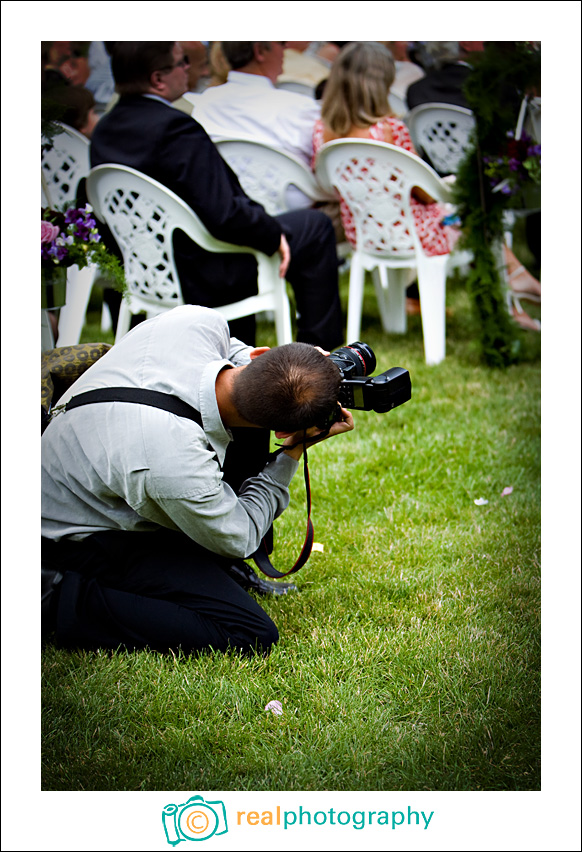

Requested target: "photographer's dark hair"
[
  {"left": 231, "top": 343, "right": 341, "bottom": 433},
  {"left": 221, "top": 41, "right": 271, "bottom": 70},
  {"left": 111, "top": 42, "right": 175, "bottom": 95}
]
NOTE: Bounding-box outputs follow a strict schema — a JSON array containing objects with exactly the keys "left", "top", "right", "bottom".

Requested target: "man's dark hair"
[
  {"left": 231, "top": 343, "right": 341, "bottom": 433},
  {"left": 111, "top": 42, "right": 175, "bottom": 95},
  {"left": 221, "top": 41, "right": 271, "bottom": 70}
]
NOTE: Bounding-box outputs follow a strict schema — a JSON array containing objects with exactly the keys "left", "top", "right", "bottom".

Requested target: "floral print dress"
[{"left": 313, "top": 117, "right": 458, "bottom": 257}]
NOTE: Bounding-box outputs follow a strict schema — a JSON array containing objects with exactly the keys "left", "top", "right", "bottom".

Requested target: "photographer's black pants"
[{"left": 42, "top": 429, "right": 278, "bottom": 656}]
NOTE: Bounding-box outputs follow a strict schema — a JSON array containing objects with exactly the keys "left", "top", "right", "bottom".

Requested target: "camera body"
[{"left": 321, "top": 342, "right": 411, "bottom": 428}]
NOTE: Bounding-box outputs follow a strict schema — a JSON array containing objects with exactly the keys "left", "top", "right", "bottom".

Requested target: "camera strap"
[
  {"left": 249, "top": 438, "right": 314, "bottom": 579},
  {"left": 249, "top": 424, "right": 334, "bottom": 578},
  {"left": 59, "top": 388, "right": 319, "bottom": 579}
]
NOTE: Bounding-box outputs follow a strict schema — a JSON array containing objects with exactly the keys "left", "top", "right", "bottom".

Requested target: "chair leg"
[
  {"left": 257, "top": 256, "right": 293, "bottom": 345},
  {"left": 416, "top": 254, "right": 448, "bottom": 365},
  {"left": 346, "top": 254, "right": 365, "bottom": 342},
  {"left": 115, "top": 298, "right": 132, "bottom": 342},
  {"left": 273, "top": 282, "right": 293, "bottom": 346},
  {"left": 382, "top": 267, "right": 409, "bottom": 334},
  {"left": 101, "top": 301, "right": 113, "bottom": 333},
  {"left": 56, "top": 264, "right": 97, "bottom": 346},
  {"left": 503, "top": 210, "right": 515, "bottom": 250},
  {"left": 41, "top": 310, "right": 55, "bottom": 351}
]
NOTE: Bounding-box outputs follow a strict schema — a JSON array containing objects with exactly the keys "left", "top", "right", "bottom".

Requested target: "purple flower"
[
  {"left": 527, "top": 144, "right": 541, "bottom": 157},
  {"left": 64, "top": 208, "right": 80, "bottom": 225},
  {"left": 500, "top": 184, "right": 513, "bottom": 196},
  {"left": 508, "top": 158, "right": 521, "bottom": 172},
  {"left": 48, "top": 243, "right": 69, "bottom": 261}
]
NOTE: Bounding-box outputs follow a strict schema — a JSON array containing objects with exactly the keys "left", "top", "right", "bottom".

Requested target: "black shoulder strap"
[{"left": 64, "top": 387, "right": 203, "bottom": 427}]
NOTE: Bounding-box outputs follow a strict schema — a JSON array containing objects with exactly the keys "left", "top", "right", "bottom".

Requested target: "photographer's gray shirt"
[{"left": 41, "top": 306, "right": 299, "bottom": 559}]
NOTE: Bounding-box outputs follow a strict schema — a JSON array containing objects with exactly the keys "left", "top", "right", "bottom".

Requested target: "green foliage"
[
  {"left": 452, "top": 42, "right": 541, "bottom": 367},
  {"left": 44, "top": 275, "right": 540, "bottom": 791}
]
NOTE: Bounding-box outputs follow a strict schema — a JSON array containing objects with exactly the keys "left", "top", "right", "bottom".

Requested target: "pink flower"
[{"left": 41, "top": 221, "right": 60, "bottom": 243}]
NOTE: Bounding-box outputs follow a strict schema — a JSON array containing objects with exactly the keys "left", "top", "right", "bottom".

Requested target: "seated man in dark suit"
[{"left": 90, "top": 41, "right": 344, "bottom": 349}]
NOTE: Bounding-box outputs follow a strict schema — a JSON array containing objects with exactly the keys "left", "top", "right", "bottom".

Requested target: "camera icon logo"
[{"left": 162, "top": 795, "right": 228, "bottom": 844}]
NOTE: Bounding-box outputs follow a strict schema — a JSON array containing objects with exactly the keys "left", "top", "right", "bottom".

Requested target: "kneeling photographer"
[{"left": 41, "top": 305, "right": 356, "bottom": 656}]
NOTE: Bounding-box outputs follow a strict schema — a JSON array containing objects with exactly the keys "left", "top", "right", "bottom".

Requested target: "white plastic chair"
[
  {"left": 41, "top": 122, "right": 91, "bottom": 208},
  {"left": 86, "top": 164, "right": 293, "bottom": 345},
  {"left": 388, "top": 92, "right": 407, "bottom": 117},
  {"left": 315, "top": 138, "right": 454, "bottom": 365},
  {"left": 275, "top": 80, "right": 315, "bottom": 97},
  {"left": 214, "top": 137, "right": 336, "bottom": 216},
  {"left": 406, "top": 103, "right": 476, "bottom": 176}
]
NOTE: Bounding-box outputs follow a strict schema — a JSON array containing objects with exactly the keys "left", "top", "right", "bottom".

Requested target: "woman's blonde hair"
[{"left": 321, "top": 42, "right": 395, "bottom": 135}]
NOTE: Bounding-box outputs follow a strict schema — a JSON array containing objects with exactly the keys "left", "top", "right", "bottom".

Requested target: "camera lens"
[{"left": 328, "top": 341, "right": 376, "bottom": 379}]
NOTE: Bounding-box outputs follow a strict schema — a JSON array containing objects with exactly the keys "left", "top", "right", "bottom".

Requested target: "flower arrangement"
[
  {"left": 483, "top": 131, "right": 541, "bottom": 199},
  {"left": 41, "top": 203, "right": 125, "bottom": 293}
]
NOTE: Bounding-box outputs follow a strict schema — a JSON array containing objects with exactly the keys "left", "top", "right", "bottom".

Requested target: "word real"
[{"left": 237, "top": 805, "right": 434, "bottom": 831}]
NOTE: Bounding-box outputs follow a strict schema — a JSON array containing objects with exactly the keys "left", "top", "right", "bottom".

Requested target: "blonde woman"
[{"left": 312, "top": 41, "right": 458, "bottom": 258}]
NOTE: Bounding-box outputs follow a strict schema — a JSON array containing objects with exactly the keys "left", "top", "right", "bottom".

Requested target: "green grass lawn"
[{"left": 42, "top": 268, "right": 541, "bottom": 791}]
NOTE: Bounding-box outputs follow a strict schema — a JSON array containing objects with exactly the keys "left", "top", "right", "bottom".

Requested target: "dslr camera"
[{"left": 321, "top": 342, "right": 411, "bottom": 428}]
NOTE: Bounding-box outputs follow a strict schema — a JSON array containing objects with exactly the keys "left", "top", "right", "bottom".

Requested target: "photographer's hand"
[{"left": 277, "top": 408, "right": 355, "bottom": 461}]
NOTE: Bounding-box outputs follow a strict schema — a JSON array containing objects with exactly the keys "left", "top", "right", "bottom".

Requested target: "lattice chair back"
[
  {"left": 41, "top": 122, "right": 90, "bottom": 208},
  {"left": 215, "top": 137, "right": 335, "bottom": 215},
  {"left": 315, "top": 139, "right": 453, "bottom": 365},
  {"left": 316, "top": 138, "right": 448, "bottom": 260},
  {"left": 406, "top": 103, "right": 476, "bottom": 175},
  {"left": 86, "top": 164, "right": 293, "bottom": 344}
]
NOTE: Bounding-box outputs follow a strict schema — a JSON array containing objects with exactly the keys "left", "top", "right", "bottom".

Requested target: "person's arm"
[
  {"left": 227, "top": 338, "right": 255, "bottom": 366},
  {"left": 144, "top": 442, "right": 300, "bottom": 560},
  {"left": 158, "top": 109, "right": 284, "bottom": 255},
  {"left": 90, "top": 99, "right": 284, "bottom": 257},
  {"left": 141, "top": 406, "right": 354, "bottom": 559}
]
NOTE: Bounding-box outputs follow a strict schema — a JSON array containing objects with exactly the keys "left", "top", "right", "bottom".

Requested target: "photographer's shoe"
[{"left": 226, "top": 560, "right": 297, "bottom": 596}]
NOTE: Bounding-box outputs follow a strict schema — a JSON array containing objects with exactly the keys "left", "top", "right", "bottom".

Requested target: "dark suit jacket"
[
  {"left": 406, "top": 63, "right": 471, "bottom": 111},
  {"left": 90, "top": 94, "right": 283, "bottom": 307}
]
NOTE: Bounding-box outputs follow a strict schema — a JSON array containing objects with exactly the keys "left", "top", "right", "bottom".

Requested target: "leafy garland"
[{"left": 452, "top": 42, "right": 541, "bottom": 367}]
